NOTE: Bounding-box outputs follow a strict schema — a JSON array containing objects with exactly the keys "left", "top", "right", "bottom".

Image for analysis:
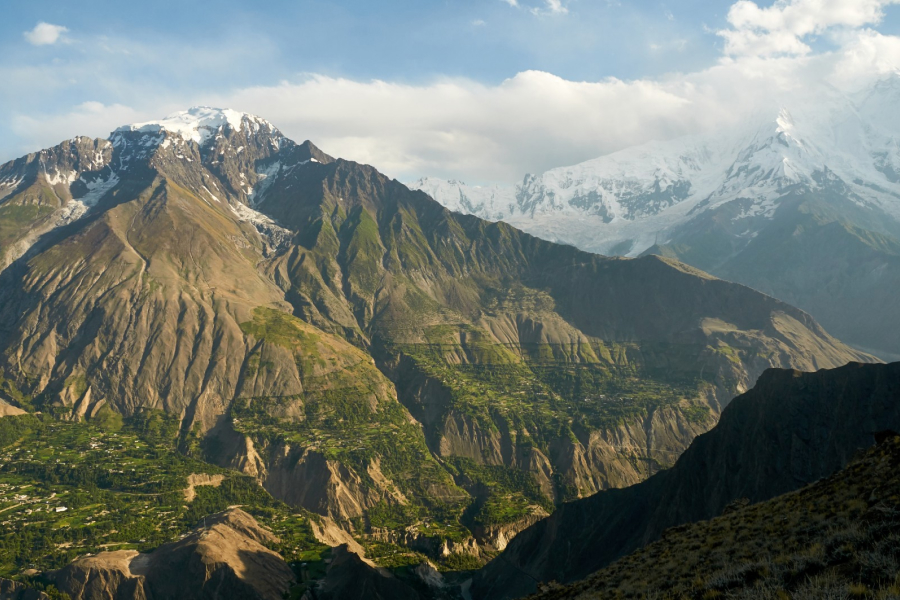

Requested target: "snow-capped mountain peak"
[
  {"left": 115, "top": 107, "right": 276, "bottom": 145},
  {"left": 411, "top": 76, "right": 900, "bottom": 258}
]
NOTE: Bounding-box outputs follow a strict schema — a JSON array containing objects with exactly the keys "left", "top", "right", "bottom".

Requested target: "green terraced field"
[{"left": 0, "top": 414, "right": 330, "bottom": 585}]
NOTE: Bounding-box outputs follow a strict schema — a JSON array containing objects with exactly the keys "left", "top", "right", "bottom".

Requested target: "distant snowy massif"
[{"left": 410, "top": 76, "right": 900, "bottom": 359}]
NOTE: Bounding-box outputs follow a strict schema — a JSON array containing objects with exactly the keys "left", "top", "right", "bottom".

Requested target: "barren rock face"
[
  {"left": 0, "top": 578, "right": 50, "bottom": 600},
  {"left": 0, "top": 398, "right": 25, "bottom": 418},
  {"left": 55, "top": 509, "right": 294, "bottom": 600}
]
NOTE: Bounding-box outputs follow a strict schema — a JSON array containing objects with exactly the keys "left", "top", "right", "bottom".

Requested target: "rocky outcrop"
[
  {"left": 55, "top": 509, "right": 294, "bottom": 600},
  {"left": 396, "top": 353, "right": 719, "bottom": 502},
  {"left": 548, "top": 403, "right": 717, "bottom": 495},
  {"left": 183, "top": 473, "right": 225, "bottom": 502},
  {"left": 308, "top": 516, "right": 367, "bottom": 559},
  {"left": 0, "top": 398, "right": 25, "bottom": 418},
  {"left": 369, "top": 527, "right": 481, "bottom": 558},
  {"left": 262, "top": 445, "right": 385, "bottom": 519},
  {"left": 55, "top": 551, "right": 149, "bottom": 600},
  {"left": 474, "top": 509, "right": 549, "bottom": 552},
  {"left": 304, "top": 545, "right": 421, "bottom": 600},
  {"left": 438, "top": 411, "right": 506, "bottom": 465},
  {"left": 0, "top": 579, "right": 49, "bottom": 600},
  {"left": 474, "top": 361, "right": 900, "bottom": 599},
  {"left": 205, "top": 423, "right": 268, "bottom": 479}
]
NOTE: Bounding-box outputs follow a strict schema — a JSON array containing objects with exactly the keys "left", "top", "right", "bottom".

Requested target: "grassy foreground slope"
[{"left": 528, "top": 433, "right": 900, "bottom": 600}]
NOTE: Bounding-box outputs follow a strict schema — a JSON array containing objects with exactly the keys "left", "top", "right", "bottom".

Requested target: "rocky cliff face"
[
  {"left": 0, "top": 108, "right": 872, "bottom": 538},
  {"left": 54, "top": 509, "right": 295, "bottom": 600},
  {"left": 474, "top": 361, "right": 900, "bottom": 599},
  {"left": 0, "top": 399, "right": 25, "bottom": 418}
]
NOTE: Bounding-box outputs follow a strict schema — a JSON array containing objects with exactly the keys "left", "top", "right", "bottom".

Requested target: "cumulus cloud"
[
  {"left": 205, "top": 72, "right": 699, "bottom": 181},
  {"left": 10, "top": 29, "right": 900, "bottom": 184},
  {"left": 201, "top": 36, "right": 897, "bottom": 183},
  {"left": 23, "top": 22, "right": 68, "bottom": 46},
  {"left": 719, "top": 0, "right": 900, "bottom": 57}
]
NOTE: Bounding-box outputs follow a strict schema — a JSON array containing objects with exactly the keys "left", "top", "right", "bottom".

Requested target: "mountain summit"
[{"left": 115, "top": 107, "right": 279, "bottom": 146}]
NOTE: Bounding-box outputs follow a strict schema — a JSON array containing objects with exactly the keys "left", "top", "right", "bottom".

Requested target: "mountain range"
[
  {"left": 0, "top": 106, "right": 870, "bottom": 551},
  {"left": 411, "top": 75, "right": 900, "bottom": 360},
  {"left": 0, "top": 106, "right": 891, "bottom": 600}
]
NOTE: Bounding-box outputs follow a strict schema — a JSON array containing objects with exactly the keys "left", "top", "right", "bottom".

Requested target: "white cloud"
[
  {"left": 198, "top": 72, "right": 701, "bottom": 182},
  {"left": 719, "top": 0, "right": 900, "bottom": 57},
  {"left": 501, "top": 0, "right": 568, "bottom": 16},
  {"left": 10, "top": 26, "right": 900, "bottom": 184},
  {"left": 200, "top": 50, "right": 866, "bottom": 182},
  {"left": 543, "top": 0, "right": 568, "bottom": 15},
  {"left": 6, "top": 0, "right": 900, "bottom": 185},
  {"left": 23, "top": 22, "right": 68, "bottom": 46},
  {"left": 472, "top": 19, "right": 487, "bottom": 26},
  {"left": 11, "top": 102, "right": 150, "bottom": 150}
]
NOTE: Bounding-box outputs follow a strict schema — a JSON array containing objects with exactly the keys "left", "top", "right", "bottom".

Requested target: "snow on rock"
[
  {"left": 248, "top": 161, "right": 282, "bottom": 206},
  {"left": 229, "top": 197, "right": 292, "bottom": 255},
  {"left": 77, "top": 171, "right": 120, "bottom": 207},
  {"left": 1, "top": 169, "right": 120, "bottom": 272},
  {"left": 44, "top": 169, "right": 79, "bottom": 186},
  {"left": 115, "top": 107, "right": 276, "bottom": 146},
  {"left": 409, "top": 177, "right": 516, "bottom": 220}
]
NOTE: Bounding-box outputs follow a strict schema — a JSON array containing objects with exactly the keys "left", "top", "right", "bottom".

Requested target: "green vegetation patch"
[
  {"left": 0, "top": 202, "right": 55, "bottom": 224},
  {"left": 0, "top": 414, "right": 328, "bottom": 582},
  {"left": 236, "top": 309, "right": 472, "bottom": 547},
  {"left": 448, "top": 458, "right": 552, "bottom": 529},
  {"left": 397, "top": 326, "right": 715, "bottom": 502},
  {"left": 0, "top": 377, "right": 35, "bottom": 412}
]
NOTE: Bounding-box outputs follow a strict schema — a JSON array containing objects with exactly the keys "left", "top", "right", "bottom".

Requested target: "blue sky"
[
  {"left": 4, "top": 0, "right": 900, "bottom": 181},
  {"left": 3, "top": 0, "right": 738, "bottom": 84}
]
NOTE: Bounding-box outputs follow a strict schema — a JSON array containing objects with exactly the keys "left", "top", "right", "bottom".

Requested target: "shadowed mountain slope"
[
  {"left": 528, "top": 431, "right": 900, "bottom": 600},
  {"left": 473, "top": 361, "right": 900, "bottom": 599}
]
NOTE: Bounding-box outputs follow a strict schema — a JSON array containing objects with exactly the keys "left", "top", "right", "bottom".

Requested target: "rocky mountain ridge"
[{"left": 53, "top": 508, "right": 295, "bottom": 600}]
